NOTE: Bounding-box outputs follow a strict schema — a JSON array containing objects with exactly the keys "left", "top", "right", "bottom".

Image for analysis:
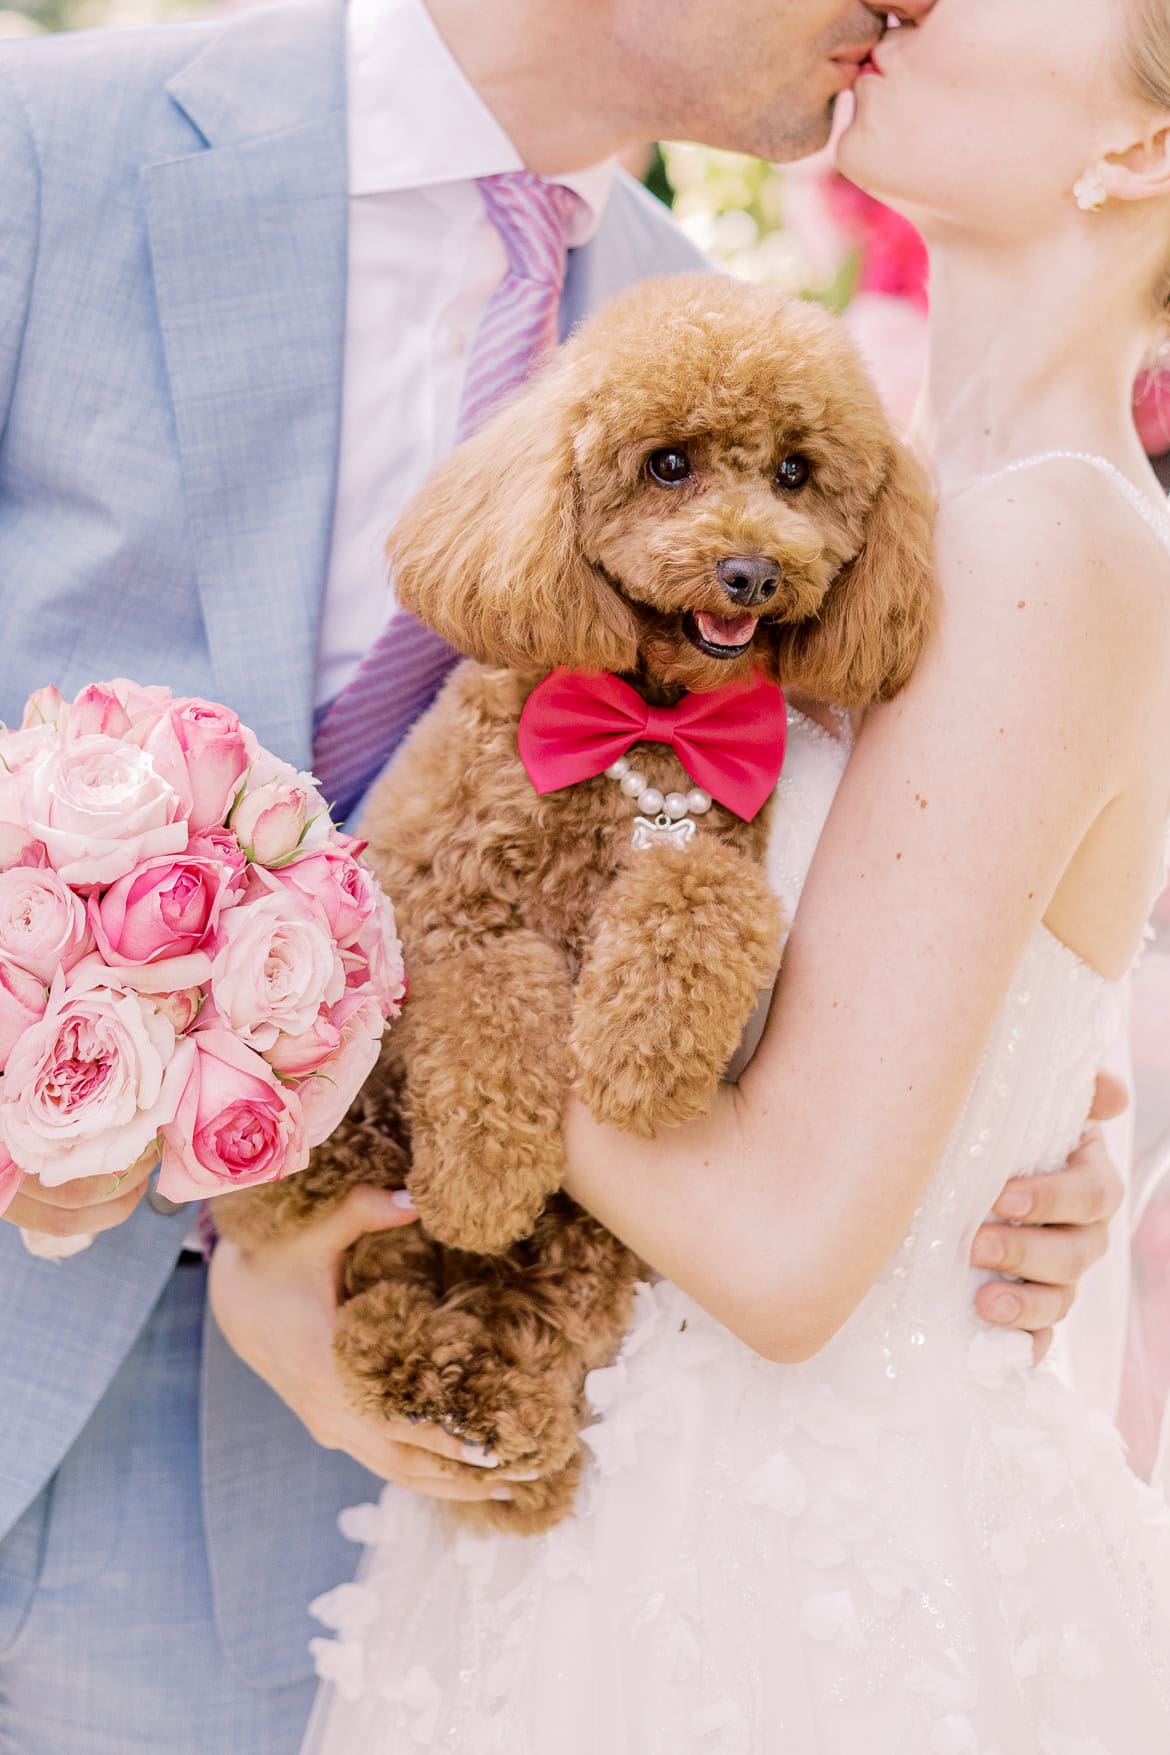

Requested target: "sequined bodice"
[{"left": 766, "top": 710, "right": 1123, "bottom": 1380}]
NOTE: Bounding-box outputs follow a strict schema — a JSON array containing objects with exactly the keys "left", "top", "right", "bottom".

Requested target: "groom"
[{"left": 0, "top": 1, "right": 1127, "bottom": 1750}]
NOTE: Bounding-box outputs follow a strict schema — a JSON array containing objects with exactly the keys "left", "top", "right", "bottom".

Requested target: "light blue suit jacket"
[{"left": 0, "top": 0, "right": 704, "bottom": 1687}]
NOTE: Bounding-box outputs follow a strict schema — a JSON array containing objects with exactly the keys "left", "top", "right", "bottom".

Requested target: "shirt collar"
[{"left": 347, "top": 0, "right": 616, "bottom": 246}]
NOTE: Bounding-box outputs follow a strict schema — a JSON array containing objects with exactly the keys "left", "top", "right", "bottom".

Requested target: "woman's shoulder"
[{"left": 936, "top": 455, "right": 1170, "bottom": 643}]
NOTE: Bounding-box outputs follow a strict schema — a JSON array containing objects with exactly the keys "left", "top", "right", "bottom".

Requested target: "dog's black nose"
[{"left": 716, "top": 555, "right": 780, "bottom": 607}]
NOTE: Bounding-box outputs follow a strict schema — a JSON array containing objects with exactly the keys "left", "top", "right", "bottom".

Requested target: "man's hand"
[
  {"left": 208, "top": 1188, "right": 535, "bottom": 1502},
  {"left": 971, "top": 1071, "right": 1128, "bottom": 1359},
  {"left": 2, "top": 1146, "right": 159, "bottom": 1241}
]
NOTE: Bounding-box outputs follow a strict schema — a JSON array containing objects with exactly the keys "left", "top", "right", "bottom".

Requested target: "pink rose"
[
  {"left": 157, "top": 1029, "right": 308, "bottom": 1199},
  {"left": 67, "top": 946, "right": 213, "bottom": 998},
  {"left": 263, "top": 1006, "right": 342, "bottom": 1078},
  {"left": 19, "top": 684, "right": 68, "bottom": 733},
  {"left": 25, "top": 734, "right": 188, "bottom": 888},
  {"left": 134, "top": 698, "right": 251, "bottom": 835},
  {"left": 102, "top": 679, "right": 175, "bottom": 732},
  {"left": 89, "top": 853, "right": 229, "bottom": 966},
  {"left": 0, "top": 741, "right": 50, "bottom": 873},
  {"left": 69, "top": 683, "right": 132, "bottom": 741},
  {"left": 0, "top": 1138, "right": 23, "bottom": 1220},
  {"left": 0, "top": 867, "right": 91, "bottom": 980},
  {"left": 333, "top": 831, "right": 369, "bottom": 859},
  {"left": 152, "top": 986, "right": 204, "bottom": 1035},
  {"left": 209, "top": 890, "right": 344, "bottom": 1050},
  {"left": 231, "top": 780, "right": 313, "bottom": 865},
  {"left": 0, "top": 730, "right": 56, "bottom": 875},
  {"left": 0, "top": 823, "right": 47, "bottom": 873},
  {"left": 343, "top": 893, "right": 406, "bottom": 1016},
  {"left": 297, "top": 993, "right": 386, "bottom": 1148},
  {"left": 187, "top": 827, "right": 249, "bottom": 899},
  {"left": 258, "top": 847, "right": 378, "bottom": 945},
  {"left": 0, "top": 956, "right": 48, "bottom": 1069},
  {"left": 0, "top": 976, "right": 192, "bottom": 1183},
  {"left": 0, "top": 722, "right": 59, "bottom": 782}
]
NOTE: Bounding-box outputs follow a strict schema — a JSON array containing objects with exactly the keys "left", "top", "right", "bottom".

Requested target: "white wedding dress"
[{"left": 305, "top": 457, "right": 1170, "bottom": 1755}]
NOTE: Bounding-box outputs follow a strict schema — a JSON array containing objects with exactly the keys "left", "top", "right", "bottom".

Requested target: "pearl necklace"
[{"left": 604, "top": 754, "right": 713, "bottom": 850}]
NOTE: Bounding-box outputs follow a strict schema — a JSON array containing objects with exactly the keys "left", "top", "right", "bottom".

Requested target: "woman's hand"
[
  {"left": 208, "top": 1187, "right": 534, "bottom": 1502},
  {"left": 2, "top": 1145, "right": 159, "bottom": 1241},
  {"left": 973, "top": 1071, "right": 1127, "bottom": 1359}
]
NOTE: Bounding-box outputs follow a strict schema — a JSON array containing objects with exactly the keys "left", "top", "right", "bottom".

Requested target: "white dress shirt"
[{"left": 316, "top": 0, "right": 616, "bottom": 707}]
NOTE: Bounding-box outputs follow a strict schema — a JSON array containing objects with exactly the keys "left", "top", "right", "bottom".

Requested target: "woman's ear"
[
  {"left": 775, "top": 440, "right": 938, "bottom": 706},
  {"left": 1096, "top": 120, "right": 1170, "bottom": 205},
  {"left": 387, "top": 359, "right": 639, "bottom": 674}
]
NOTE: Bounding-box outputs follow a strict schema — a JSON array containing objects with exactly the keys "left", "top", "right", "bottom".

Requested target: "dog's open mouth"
[{"left": 684, "top": 610, "right": 760, "bottom": 660}]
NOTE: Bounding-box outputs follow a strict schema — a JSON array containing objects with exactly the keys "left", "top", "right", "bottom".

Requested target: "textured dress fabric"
[{"left": 304, "top": 700, "right": 1170, "bottom": 1755}]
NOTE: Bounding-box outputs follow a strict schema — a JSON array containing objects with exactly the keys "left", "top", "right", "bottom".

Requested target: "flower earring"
[{"left": 1073, "top": 171, "right": 1108, "bottom": 213}]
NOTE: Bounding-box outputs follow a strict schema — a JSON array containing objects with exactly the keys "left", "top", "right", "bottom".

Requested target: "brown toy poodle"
[{"left": 217, "top": 273, "right": 937, "bottom": 1533}]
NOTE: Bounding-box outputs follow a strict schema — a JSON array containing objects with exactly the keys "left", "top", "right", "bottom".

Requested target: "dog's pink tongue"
[{"left": 696, "top": 611, "right": 759, "bottom": 649}]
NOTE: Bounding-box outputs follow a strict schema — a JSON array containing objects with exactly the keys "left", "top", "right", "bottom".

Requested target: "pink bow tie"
[{"left": 517, "top": 669, "right": 787, "bottom": 822}]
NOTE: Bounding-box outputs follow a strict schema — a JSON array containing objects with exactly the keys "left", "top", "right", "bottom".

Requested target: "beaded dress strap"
[{"left": 973, "top": 450, "right": 1170, "bottom": 560}]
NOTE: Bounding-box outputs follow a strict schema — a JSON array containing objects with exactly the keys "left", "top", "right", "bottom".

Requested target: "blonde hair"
[{"left": 1128, "top": 0, "right": 1170, "bottom": 310}]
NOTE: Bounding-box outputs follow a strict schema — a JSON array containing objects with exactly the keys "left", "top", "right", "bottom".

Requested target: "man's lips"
[
  {"left": 831, "top": 42, "right": 883, "bottom": 82},
  {"left": 685, "top": 611, "right": 760, "bottom": 660}
]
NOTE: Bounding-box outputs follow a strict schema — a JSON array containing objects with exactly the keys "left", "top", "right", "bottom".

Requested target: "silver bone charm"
[{"left": 631, "top": 813, "right": 698, "bottom": 851}]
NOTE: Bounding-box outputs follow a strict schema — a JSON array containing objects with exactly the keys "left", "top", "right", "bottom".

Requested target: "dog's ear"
[
  {"left": 775, "top": 440, "right": 938, "bottom": 705},
  {"left": 387, "top": 359, "right": 639, "bottom": 674}
]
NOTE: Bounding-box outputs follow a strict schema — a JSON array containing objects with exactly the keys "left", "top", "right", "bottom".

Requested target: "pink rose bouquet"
[{"left": 0, "top": 679, "right": 405, "bottom": 1253}]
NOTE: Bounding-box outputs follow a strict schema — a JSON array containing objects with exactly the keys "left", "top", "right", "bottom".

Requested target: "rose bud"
[
  {"left": 232, "top": 781, "right": 310, "bottom": 866},
  {"left": 151, "top": 986, "right": 205, "bottom": 1036},
  {"left": 70, "top": 683, "right": 132, "bottom": 741},
  {"left": 19, "top": 684, "right": 67, "bottom": 733},
  {"left": 263, "top": 1007, "right": 343, "bottom": 1078},
  {"left": 135, "top": 698, "right": 251, "bottom": 835}
]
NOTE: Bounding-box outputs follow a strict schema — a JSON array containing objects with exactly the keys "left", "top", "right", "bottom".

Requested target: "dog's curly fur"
[{"left": 217, "top": 275, "right": 937, "bottom": 1534}]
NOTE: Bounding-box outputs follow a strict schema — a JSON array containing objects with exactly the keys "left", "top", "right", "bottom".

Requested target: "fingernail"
[
  {"left": 988, "top": 1292, "right": 1021, "bottom": 1323},
  {"left": 461, "top": 1443, "right": 500, "bottom": 1469},
  {"left": 972, "top": 1235, "right": 1004, "bottom": 1269},
  {"left": 504, "top": 1469, "right": 541, "bottom": 1482},
  {"left": 489, "top": 1488, "right": 514, "bottom": 1502},
  {"left": 391, "top": 1190, "right": 417, "bottom": 1211},
  {"left": 996, "top": 1188, "right": 1032, "bottom": 1219}
]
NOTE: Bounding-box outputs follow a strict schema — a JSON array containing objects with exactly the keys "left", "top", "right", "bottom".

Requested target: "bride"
[{"left": 306, "top": 1, "right": 1170, "bottom": 1748}]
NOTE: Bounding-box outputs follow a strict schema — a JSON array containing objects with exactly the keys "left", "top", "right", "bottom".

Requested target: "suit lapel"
[{"left": 143, "top": 0, "right": 349, "bottom": 768}]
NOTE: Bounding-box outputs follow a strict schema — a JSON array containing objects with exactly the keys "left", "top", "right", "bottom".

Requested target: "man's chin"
[{"left": 735, "top": 97, "right": 838, "bottom": 168}]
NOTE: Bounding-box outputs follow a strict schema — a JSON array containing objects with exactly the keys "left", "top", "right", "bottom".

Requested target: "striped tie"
[{"left": 311, "top": 172, "right": 582, "bottom": 822}]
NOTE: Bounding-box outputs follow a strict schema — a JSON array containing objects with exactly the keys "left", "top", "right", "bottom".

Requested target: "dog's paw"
[
  {"left": 572, "top": 1016, "right": 724, "bottom": 1135},
  {"left": 407, "top": 1127, "right": 565, "bottom": 1255},
  {"left": 571, "top": 840, "right": 783, "bottom": 1134},
  {"left": 454, "top": 1449, "right": 584, "bottom": 1536},
  {"left": 335, "top": 1282, "right": 583, "bottom": 1469}
]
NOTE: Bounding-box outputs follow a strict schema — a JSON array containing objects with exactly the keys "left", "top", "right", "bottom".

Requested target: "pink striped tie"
[{"left": 311, "top": 172, "right": 582, "bottom": 822}]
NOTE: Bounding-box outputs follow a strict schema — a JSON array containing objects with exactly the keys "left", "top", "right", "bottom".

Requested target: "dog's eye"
[
  {"left": 775, "top": 455, "right": 811, "bottom": 491},
  {"left": 646, "top": 448, "right": 692, "bottom": 487}
]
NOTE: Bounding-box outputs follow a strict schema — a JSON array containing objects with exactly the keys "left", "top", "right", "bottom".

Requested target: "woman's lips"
[{"left": 831, "top": 44, "right": 884, "bottom": 84}]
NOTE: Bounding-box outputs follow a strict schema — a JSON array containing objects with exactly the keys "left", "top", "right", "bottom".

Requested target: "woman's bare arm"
[{"left": 564, "top": 478, "right": 1163, "bottom": 1362}]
